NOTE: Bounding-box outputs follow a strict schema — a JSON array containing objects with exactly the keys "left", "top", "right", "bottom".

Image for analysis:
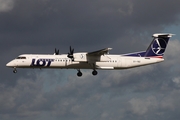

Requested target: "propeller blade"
[
  {"left": 55, "top": 48, "right": 59, "bottom": 55},
  {"left": 71, "top": 48, "right": 74, "bottom": 54},
  {"left": 67, "top": 46, "right": 74, "bottom": 61}
]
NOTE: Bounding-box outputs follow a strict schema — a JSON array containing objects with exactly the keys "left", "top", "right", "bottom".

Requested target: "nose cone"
[{"left": 6, "top": 61, "right": 14, "bottom": 67}]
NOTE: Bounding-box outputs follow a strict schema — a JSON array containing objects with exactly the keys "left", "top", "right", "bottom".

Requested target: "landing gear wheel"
[
  {"left": 13, "top": 69, "right": 17, "bottom": 73},
  {"left": 92, "top": 70, "right": 98, "bottom": 76},
  {"left": 77, "top": 72, "right": 82, "bottom": 77}
]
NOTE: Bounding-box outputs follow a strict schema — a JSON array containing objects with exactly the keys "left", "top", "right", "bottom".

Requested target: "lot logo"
[
  {"left": 151, "top": 38, "right": 167, "bottom": 55},
  {"left": 31, "top": 59, "right": 54, "bottom": 67}
]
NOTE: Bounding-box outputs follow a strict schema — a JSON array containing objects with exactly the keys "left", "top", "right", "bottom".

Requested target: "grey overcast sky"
[{"left": 1, "top": 0, "right": 180, "bottom": 120}]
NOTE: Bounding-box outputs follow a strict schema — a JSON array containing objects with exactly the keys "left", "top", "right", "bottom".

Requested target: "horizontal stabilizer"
[{"left": 153, "top": 33, "right": 175, "bottom": 38}]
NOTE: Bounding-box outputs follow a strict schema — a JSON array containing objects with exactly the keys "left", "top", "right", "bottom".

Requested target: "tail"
[
  {"left": 144, "top": 33, "right": 174, "bottom": 58},
  {"left": 122, "top": 33, "right": 174, "bottom": 57}
]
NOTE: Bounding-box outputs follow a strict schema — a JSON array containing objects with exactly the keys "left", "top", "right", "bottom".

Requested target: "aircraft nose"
[{"left": 6, "top": 61, "right": 14, "bottom": 67}]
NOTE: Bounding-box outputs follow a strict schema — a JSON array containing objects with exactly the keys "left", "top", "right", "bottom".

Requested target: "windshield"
[{"left": 16, "top": 56, "right": 26, "bottom": 59}]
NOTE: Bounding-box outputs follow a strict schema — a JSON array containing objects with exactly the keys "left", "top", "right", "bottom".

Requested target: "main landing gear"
[
  {"left": 76, "top": 69, "right": 98, "bottom": 77},
  {"left": 13, "top": 67, "right": 17, "bottom": 73},
  {"left": 77, "top": 70, "right": 82, "bottom": 77},
  {"left": 92, "top": 70, "right": 98, "bottom": 76}
]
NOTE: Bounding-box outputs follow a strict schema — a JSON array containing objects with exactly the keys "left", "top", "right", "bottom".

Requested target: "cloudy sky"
[{"left": 1, "top": 0, "right": 180, "bottom": 120}]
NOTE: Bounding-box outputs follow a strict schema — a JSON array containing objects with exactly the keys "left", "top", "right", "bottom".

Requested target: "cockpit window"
[{"left": 16, "top": 56, "right": 26, "bottom": 59}]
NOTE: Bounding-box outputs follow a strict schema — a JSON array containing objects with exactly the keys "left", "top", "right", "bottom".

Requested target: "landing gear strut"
[
  {"left": 77, "top": 69, "right": 82, "bottom": 77},
  {"left": 92, "top": 70, "right": 98, "bottom": 76},
  {"left": 13, "top": 68, "right": 17, "bottom": 73}
]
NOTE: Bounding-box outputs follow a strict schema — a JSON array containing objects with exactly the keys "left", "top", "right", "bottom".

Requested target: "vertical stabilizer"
[{"left": 144, "top": 33, "right": 174, "bottom": 58}]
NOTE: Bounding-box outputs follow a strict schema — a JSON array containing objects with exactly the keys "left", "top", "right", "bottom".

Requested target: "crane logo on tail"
[{"left": 151, "top": 38, "right": 167, "bottom": 55}]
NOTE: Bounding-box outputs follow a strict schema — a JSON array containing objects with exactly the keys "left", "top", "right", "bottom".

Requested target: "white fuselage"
[{"left": 6, "top": 53, "right": 164, "bottom": 70}]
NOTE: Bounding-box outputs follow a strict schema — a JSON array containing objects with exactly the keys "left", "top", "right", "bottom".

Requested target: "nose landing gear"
[{"left": 13, "top": 68, "right": 17, "bottom": 73}]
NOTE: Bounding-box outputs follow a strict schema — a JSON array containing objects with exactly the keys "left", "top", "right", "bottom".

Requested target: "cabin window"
[{"left": 16, "top": 56, "right": 26, "bottom": 59}]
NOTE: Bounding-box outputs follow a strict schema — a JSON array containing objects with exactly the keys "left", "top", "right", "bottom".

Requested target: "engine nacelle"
[{"left": 73, "top": 53, "right": 88, "bottom": 62}]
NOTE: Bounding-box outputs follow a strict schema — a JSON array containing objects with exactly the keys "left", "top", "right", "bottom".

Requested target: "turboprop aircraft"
[{"left": 6, "top": 33, "right": 174, "bottom": 77}]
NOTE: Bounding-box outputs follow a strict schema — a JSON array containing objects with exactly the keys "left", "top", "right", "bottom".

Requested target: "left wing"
[{"left": 87, "top": 48, "right": 112, "bottom": 56}]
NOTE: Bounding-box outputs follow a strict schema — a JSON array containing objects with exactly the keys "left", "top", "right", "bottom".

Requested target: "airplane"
[{"left": 6, "top": 33, "right": 174, "bottom": 77}]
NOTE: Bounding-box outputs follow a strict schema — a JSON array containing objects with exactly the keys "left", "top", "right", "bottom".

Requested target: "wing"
[{"left": 87, "top": 48, "right": 112, "bottom": 56}]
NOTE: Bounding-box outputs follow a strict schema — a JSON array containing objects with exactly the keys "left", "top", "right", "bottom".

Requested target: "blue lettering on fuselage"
[{"left": 31, "top": 59, "right": 54, "bottom": 67}]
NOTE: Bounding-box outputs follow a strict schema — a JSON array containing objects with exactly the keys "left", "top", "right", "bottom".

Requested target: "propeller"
[
  {"left": 54, "top": 48, "right": 59, "bottom": 55},
  {"left": 67, "top": 46, "right": 74, "bottom": 60}
]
